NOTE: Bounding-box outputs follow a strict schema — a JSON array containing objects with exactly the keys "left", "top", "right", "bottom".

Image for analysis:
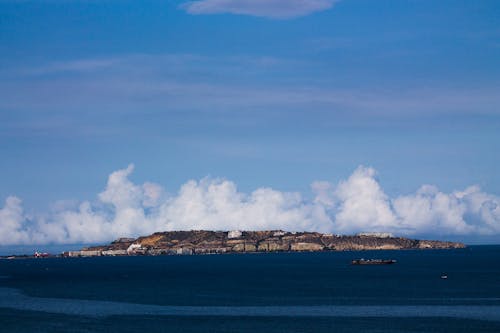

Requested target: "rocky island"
[{"left": 65, "top": 230, "right": 466, "bottom": 257}]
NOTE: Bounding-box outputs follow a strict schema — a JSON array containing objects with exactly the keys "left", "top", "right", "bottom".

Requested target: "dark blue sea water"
[{"left": 1, "top": 246, "right": 500, "bottom": 332}]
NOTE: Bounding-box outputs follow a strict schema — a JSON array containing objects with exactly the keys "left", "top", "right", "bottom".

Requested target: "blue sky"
[{"left": 1, "top": 0, "right": 500, "bottom": 245}]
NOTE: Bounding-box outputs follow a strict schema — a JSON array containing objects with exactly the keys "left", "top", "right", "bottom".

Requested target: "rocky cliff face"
[{"left": 84, "top": 230, "right": 465, "bottom": 255}]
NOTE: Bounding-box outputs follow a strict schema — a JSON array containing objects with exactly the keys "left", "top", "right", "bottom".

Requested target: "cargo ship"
[{"left": 351, "top": 259, "right": 396, "bottom": 265}]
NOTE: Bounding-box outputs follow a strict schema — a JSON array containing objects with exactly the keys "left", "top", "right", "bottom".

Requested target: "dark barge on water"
[{"left": 351, "top": 259, "right": 397, "bottom": 265}]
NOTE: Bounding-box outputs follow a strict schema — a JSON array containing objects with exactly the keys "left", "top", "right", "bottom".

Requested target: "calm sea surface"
[{"left": 1, "top": 246, "right": 500, "bottom": 332}]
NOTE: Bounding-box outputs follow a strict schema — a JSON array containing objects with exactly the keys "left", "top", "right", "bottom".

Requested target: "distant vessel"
[
  {"left": 441, "top": 274, "right": 448, "bottom": 279},
  {"left": 351, "top": 259, "right": 397, "bottom": 265}
]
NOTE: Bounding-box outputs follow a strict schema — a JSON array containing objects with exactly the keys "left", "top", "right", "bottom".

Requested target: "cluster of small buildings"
[
  {"left": 356, "top": 232, "right": 394, "bottom": 238},
  {"left": 63, "top": 244, "right": 137, "bottom": 257},
  {"left": 63, "top": 245, "right": 227, "bottom": 257}
]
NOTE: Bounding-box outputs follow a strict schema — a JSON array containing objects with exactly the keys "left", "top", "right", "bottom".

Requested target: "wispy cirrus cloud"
[
  {"left": 180, "top": 0, "right": 339, "bottom": 19},
  {"left": 1, "top": 53, "right": 499, "bottom": 141},
  {"left": 4, "top": 54, "right": 500, "bottom": 118}
]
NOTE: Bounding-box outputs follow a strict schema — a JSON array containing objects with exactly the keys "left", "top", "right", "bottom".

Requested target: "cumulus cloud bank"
[
  {"left": 181, "top": 0, "right": 338, "bottom": 19},
  {"left": 1, "top": 165, "right": 499, "bottom": 245}
]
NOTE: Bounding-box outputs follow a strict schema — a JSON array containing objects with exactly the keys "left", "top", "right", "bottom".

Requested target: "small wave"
[{"left": 1, "top": 287, "right": 500, "bottom": 321}]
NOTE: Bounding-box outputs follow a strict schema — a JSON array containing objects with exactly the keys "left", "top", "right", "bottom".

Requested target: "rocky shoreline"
[{"left": 64, "top": 230, "right": 466, "bottom": 257}]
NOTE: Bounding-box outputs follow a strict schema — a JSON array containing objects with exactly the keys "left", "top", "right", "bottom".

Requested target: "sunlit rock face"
[{"left": 78, "top": 230, "right": 465, "bottom": 256}]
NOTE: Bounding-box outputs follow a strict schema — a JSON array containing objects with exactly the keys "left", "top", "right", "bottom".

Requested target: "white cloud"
[
  {"left": 0, "top": 196, "right": 30, "bottom": 244},
  {"left": 0, "top": 165, "right": 499, "bottom": 245},
  {"left": 332, "top": 166, "right": 398, "bottom": 234},
  {"left": 156, "top": 178, "right": 331, "bottom": 232},
  {"left": 181, "top": 0, "right": 338, "bottom": 19}
]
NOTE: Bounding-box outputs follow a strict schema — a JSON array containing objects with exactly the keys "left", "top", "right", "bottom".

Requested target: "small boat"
[
  {"left": 351, "top": 259, "right": 397, "bottom": 265},
  {"left": 441, "top": 274, "right": 448, "bottom": 279}
]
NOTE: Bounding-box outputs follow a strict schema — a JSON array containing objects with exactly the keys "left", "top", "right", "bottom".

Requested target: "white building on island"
[
  {"left": 356, "top": 232, "right": 394, "bottom": 238},
  {"left": 227, "top": 230, "right": 242, "bottom": 239}
]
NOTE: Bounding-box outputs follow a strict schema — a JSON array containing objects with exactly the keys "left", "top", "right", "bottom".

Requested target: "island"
[{"left": 63, "top": 230, "right": 466, "bottom": 257}]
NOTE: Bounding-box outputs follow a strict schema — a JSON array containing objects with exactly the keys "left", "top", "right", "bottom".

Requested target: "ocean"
[{"left": 1, "top": 246, "right": 499, "bottom": 332}]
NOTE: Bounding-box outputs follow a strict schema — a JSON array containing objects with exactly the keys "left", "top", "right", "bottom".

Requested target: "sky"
[{"left": 1, "top": 0, "right": 500, "bottom": 246}]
